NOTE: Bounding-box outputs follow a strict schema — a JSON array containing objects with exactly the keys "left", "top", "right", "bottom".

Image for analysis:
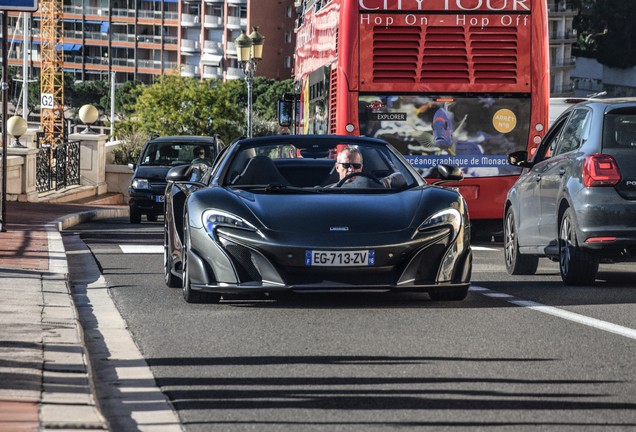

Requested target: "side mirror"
[
  {"left": 127, "top": 163, "right": 136, "bottom": 170},
  {"left": 166, "top": 164, "right": 192, "bottom": 182},
  {"left": 427, "top": 164, "right": 464, "bottom": 184},
  {"left": 508, "top": 150, "right": 529, "bottom": 167}
]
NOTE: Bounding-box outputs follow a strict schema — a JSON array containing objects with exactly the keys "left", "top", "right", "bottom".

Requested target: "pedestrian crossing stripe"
[{"left": 119, "top": 245, "right": 163, "bottom": 254}]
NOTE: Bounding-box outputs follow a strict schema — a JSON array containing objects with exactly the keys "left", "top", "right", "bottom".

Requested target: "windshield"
[
  {"left": 359, "top": 95, "right": 530, "bottom": 178},
  {"left": 224, "top": 141, "right": 418, "bottom": 192},
  {"left": 139, "top": 141, "right": 215, "bottom": 167}
]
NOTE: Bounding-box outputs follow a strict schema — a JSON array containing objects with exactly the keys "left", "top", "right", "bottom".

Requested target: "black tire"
[
  {"left": 182, "top": 218, "right": 221, "bottom": 304},
  {"left": 129, "top": 208, "right": 142, "bottom": 224},
  {"left": 559, "top": 208, "right": 599, "bottom": 286},
  {"left": 164, "top": 225, "right": 180, "bottom": 288},
  {"left": 429, "top": 286, "right": 469, "bottom": 301},
  {"left": 147, "top": 214, "right": 158, "bottom": 222},
  {"left": 504, "top": 207, "right": 539, "bottom": 275}
]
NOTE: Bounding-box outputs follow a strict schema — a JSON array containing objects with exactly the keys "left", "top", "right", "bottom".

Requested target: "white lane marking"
[
  {"left": 119, "top": 245, "right": 163, "bottom": 254},
  {"left": 471, "top": 245, "right": 499, "bottom": 251},
  {"left": 471, "top": 286, "right": 636, "bottom": 340}
]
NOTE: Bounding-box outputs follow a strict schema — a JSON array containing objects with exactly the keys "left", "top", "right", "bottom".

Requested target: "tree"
[
  {"left": 67, "top": 79, "right": 109, "bottom": 111},
  {"left": 117, "top": 75, "right": 246, "bottom": 143},
  {"left": 114, "top": 80, "right": 144, "bottom": 117},
  {"left": 573, "top": 0, "right": 636, "bottom": 68},
  {"left": 253, "top": 77, "right": 294, "bottom": 121},
  {"left": 112, "top": 75, "right": 294, "bottom": 142}
]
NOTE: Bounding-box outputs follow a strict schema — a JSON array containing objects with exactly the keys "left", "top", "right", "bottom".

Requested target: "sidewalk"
[{"left": 0, "top": 200, "right": 126, "bottom": 432}]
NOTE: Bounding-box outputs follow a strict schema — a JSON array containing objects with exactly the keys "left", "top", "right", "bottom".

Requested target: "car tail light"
[
  {"left": 585, "top": 237, "right": 617, "bottom": 243},
  {"left": 582, "top": 154, "right": 621, "bottom": 187}
]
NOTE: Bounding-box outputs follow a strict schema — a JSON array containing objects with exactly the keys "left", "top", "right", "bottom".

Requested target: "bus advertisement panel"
[
  {"left": 358, "top": 94, "right": 530, "bottom": 178},
  {"left": 290, "top": 0, "right": 549, "bottom": 238}
]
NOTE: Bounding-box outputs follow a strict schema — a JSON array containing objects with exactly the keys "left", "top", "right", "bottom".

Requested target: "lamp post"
[{"left": 235, "top": 26, "right": 265, "bottom": 138}]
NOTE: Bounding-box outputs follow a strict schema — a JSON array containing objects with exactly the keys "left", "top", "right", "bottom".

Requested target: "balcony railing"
[
  {"left": 550, "top": 30, "right": 576, "bottom": 41},
  {"left": 552, "top": 57, "right": 576, "bottom": 67},
  {"left": 204, "top": 15, "right": 223, "bottom": 27},
  {"left": 203, "top": 40, "right": 223, "bottom": 53}
]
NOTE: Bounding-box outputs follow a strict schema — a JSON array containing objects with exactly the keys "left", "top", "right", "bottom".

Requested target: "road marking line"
[
  {"left": 119, "top": 245, "right": 163, "bottom": 254},
  {"left": 471, "top": 246, "right": 499, "bottom": 251},
  {"left": 471, "top": 286, "right": 636, "bottom": 340}
]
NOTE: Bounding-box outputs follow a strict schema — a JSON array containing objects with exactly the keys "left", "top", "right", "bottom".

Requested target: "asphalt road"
[{"left": 64, "top": 217, "right": 636, "bottom": 432}]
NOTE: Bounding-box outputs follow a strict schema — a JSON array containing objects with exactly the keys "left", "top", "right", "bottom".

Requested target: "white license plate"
[
  {"left": 305, "top": 250, "right": 375, "bottom": 267},
  {"left": 155, "top": 195, "right": 165, "bottom": 203}
]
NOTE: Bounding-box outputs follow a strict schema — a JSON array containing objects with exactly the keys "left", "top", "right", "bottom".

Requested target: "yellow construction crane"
[{"left": 39, "top": 0, "right": 64, "bottom": 147}]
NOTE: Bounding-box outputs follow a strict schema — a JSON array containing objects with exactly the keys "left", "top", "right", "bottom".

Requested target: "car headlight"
[
  {"left": 418, "top": 208, "right": 462, "bottom": 239},
  {"left": 131, "top": 178, "right": 150, "bottom": 190},
  {"left": 202, "top": 210, "right": 257, "bottom": 240}
]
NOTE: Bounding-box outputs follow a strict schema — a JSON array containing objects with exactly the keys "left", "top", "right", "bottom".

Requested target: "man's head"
[
  {"left": 194, "top": 147, "right": 206, "bottom": 159},
  {"left": 335, "top": 146, "right": 363, "bottom": 181}
]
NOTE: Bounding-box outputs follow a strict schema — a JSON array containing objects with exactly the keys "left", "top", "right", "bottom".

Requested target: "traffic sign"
[
  {"left": 41, "top": 93, "right": 54, "bottom": 109},
  {"left": 0, "top": 0, "right": 38, "bottom": 12}
]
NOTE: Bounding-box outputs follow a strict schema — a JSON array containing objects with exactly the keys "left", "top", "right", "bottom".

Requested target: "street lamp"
[
  {"left": 7, "top": 115, "right": 27, "bottom": 148},
  {"left": 79, "top": 104, "right": 99, "bottom": 134},
  {"left": 235, "top": 26, "right": 265, "bottom": 138}
]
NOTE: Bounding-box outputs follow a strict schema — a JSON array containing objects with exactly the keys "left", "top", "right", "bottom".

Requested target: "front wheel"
[
  {"left": 164, "top": 225, "right": 180, "bottom": 288},
  {"left": 504, "top": 207, "right": 538, "bottom": 275},
  {"left": 559, "top": 208, "right": 599, "bottom": 286}
]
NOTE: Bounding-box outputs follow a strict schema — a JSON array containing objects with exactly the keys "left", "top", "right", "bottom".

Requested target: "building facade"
[
  {"left": 5, "top": 0, "right": 295, "bottom": 87},
  {"left": 547, "top": 0, "right": 577, "bottom": 96}
]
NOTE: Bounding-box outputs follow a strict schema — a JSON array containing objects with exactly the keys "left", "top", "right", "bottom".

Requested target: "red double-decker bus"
[{"left": 287, "top": 0, "right": 549, "bottom": 239}]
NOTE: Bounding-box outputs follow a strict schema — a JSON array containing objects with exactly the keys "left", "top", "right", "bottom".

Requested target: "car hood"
[
  {"left": 134, "top": 166, "right": 171, "bottom": 181},
  {"left": 239, "top": 191, "right": 425, "bottom": 234}
]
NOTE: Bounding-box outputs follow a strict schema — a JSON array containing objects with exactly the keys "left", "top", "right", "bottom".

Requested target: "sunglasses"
[{"left": 338, "top": 162, "right": 362, "bottom": 169}]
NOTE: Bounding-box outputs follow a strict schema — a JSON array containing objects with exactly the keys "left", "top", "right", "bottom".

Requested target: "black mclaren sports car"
[{"left": 164, "top": 135, "right": 472, "bottom": 303}]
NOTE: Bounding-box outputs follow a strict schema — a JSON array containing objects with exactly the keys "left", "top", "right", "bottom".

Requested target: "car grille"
[
  {"left": 150, "top": 182, "right": 167, "bottom": 194},
  {"left": 219, "top": 237, "right": 451, "bottom": 287}
]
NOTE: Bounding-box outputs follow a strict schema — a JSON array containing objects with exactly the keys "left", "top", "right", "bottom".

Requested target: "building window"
[
  {"left": 285, "top": 31, "right": 292, "bottom": 44},
  {"left": 284, "top": 56, "right": 291, "bottom": 68}
]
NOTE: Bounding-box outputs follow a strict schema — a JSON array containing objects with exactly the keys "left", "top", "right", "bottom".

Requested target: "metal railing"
[{"left": 35, "top": 134, "right": 81, "bottom": 193}]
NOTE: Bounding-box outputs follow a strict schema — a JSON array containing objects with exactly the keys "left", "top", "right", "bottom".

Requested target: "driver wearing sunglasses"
[
  {"left": 335, "top": 147, "right": 364, "bottom": 183},
  {"left": 329, "top": 146, "right": 406, "bottom": 189}
]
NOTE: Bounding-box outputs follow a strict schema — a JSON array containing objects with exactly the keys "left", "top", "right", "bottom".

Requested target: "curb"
[{"left": 51, "top": 207, "right": 184, "bottom": 432}]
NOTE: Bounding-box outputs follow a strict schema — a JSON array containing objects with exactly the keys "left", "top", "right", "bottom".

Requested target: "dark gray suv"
[
  {"left": 504, "top": 98, "right": 636, "bottom": 285},
  {"left": 128, "top": 135, "right": 225, "bottom": 223}
]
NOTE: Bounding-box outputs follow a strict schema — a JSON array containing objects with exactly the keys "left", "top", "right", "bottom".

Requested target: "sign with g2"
[{"left": 40, "top": 93, "right": 54, "bottom": 109}]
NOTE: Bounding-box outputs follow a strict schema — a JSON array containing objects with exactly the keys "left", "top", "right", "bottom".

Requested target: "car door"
[
  {"left": 538, "top": 108, "right": 592, "bottom": 245},
  {"left": 514, "top": 118, "right": 567, "bottom": 246}
]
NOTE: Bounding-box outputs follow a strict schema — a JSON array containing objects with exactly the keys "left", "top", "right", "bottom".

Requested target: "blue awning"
[{"left": 56, "top": 43, "right": 82, "bottom": 51}]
